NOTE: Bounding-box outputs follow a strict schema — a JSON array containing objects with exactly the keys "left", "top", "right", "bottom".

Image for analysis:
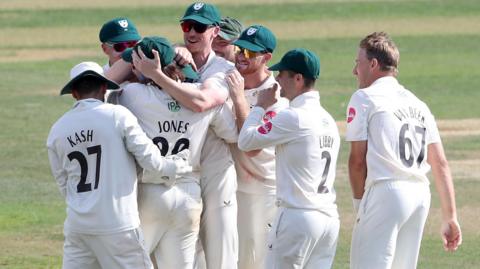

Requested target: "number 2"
[
  {"left": 317, "top": 151, "right": 331, "bottom": 193},
  {"left": 67, "top": 145, "right": 102, "bottom": 193},
  {"left": 152, "top": 136, "right": 190, "bottom": 156}
]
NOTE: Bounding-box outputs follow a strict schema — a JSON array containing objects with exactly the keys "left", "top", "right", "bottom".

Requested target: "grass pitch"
[{"left": 0, "top": 0, "right": 479, "bottom": 268}]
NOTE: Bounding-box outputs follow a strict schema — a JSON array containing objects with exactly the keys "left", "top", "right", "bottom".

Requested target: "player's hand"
[
  {"left": 441, "top": 218, "right": 462, "bottom": 251},
  {"left": 226, "top": 69, "right": 245, "bottom": 101},
  {"left": 159, "top": 149, "right": 193, "bottom": 186},
  {"left": 132, "top": 47, "right": 163, "bottom": 79},
  {"left": 174, "top": 46, "right": 197, "bottom": 71},
  {"left": 256, "top": 83, "right": 278, "bottom": 110}
]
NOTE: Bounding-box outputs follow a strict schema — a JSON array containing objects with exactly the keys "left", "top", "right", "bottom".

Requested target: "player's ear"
[
  {"left": 71, "top": 89, "right": 80, "bottom": 100},
  {"left": 370, "top": 57, "right": 379, "bottom": 70},
  {"left": 101, "top": 43, "right": 109, "bottom": 55},
  {"left": 262, "top": 52, "right": 272, "bottom": 63}
]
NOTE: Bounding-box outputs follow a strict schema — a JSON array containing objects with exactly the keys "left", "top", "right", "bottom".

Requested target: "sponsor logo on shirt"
[
  {"left": 263, "top": 111, "right": 277, "bottom": 123},
  {"left": 258, "top": 121, "right": 272, "bottom": 134},
  {"left": 347, "top": 107, "right": 356, "bottom": 123},
  {"left": 167, "top": 100, "right": 181, "bottom": 112}
]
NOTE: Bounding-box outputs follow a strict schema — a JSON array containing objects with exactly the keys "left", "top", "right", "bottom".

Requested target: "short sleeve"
[{"left": 345, "top": 91, "right": 369, "bottom": 141}]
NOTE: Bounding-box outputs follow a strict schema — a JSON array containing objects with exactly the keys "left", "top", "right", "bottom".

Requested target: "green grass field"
[{"left": 1, "top": 0, "right": 479, "bottom": 268}]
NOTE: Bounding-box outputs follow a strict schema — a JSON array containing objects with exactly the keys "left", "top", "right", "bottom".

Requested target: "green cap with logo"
[
  {"left": 180, "top": 2, "right": 221, "bottom": 25},
  {"left": 122, "top": 36, "right": 198, "bottom": 80},
  {"left": 233, "top": 25, "right": 276, "bottom": 53},
  {"left": 218, "top": 17, "right": 243, "bottom": 41},
  {"left": 99, "top": 17, "right": 141, "bottom": 43},
  {"left": 269, "top": 48, "right": 320, "bottom": 79}
]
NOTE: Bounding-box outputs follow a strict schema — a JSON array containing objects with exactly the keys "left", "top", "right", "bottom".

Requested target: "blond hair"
[{"left": 360, "top": 32, "right": 399, "bottom": 74}]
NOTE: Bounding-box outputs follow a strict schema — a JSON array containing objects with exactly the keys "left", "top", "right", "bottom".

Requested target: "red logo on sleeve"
[
  {"left": 347, "top": 107, "right": 356, "bottom": 123},
  {"left": 263, "top": 111, "right": 277, "bottom": 123},
  {"left": 258, "top": 122, "right": 273, "bottom": 134}
]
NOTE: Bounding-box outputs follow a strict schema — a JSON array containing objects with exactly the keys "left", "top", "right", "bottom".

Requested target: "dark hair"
[
  {"left": 163, "top": 62, "right": 186, "bottom": 82},
  {"left": 71, "top": 76, "right": 106, "bottom": 95},
  {"left": 360, "top": 32, "right": 399, "bottom": 74}
]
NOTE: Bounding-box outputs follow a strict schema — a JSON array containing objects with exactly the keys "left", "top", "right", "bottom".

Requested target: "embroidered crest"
[
  {"left": 193, "top": 2, "right": 205, "bottom": 10},
  {"left": 246, "top": 27, "right": 258, "bottom": 36},
  {"left": 118, "top": 19, "right": 128, "bottom": 28}
]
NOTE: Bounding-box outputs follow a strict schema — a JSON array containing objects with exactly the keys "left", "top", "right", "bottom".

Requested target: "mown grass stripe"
[{"left": 1, "top": 1, "right": 479, "bottom": 28}]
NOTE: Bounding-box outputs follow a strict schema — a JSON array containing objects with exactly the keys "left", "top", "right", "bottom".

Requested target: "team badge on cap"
[
  {"left": 118, "top": 19, "right": 128, "bottom": 28},
  {"left": 246, "top": 27, "right": 258, "bottom": 36},
  {"left": 347, "top": 107, "right": 356, "bottom": 123},
  {"left": 193, "top": 2, "right": 205, "bottom": 10}
]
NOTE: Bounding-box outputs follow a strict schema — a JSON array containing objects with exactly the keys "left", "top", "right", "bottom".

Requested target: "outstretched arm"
[
  {"left": 132, "top": 48, "right": 227, "bottom": 112},
  {"left": 428, "top": 142, "right": 462, "bottom": 251}
]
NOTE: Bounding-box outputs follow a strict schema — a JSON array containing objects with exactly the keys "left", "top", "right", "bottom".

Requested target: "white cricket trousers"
[
  {"left": 265, "top": 207, "right": 339, "bottom": 269},
  {"left": 138, "top": 182, "right": 203, "bottom": 269},
  {"left": 62, "top": 228, "right": 152, "bottom": 269},
  {"left": 237, "top": 191, "right": 277, "bottom": 269},
  {"left": 195, "top": 164, "right": 239, "bottom": 269},
  {"left": 350, "top": 180, "right": 431, "bottom": 269}
]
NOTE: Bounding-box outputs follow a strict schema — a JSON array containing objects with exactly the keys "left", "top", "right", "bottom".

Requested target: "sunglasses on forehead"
[
  {"left": 181, "top": 21, "right": 212, "bottom": 34},
  {"left": 236, "top": 47, "right": 266, "bottom": 59},
  {"left": 106, "top": 40, "right": 138, "bottom": 53}
]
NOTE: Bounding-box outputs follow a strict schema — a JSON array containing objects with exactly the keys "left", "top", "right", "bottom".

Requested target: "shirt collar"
[
  {"left": 371, "top": 76, "right": 398, "bottom": 87},
  {"left": 72, "top": 98, "right": 103, "bottom": 109},
  {"left": 197, "top": 50, "right": 216, "bottom": 74},
  {"left": 290, "top": 90, "right": 319, "bottom": 108}
]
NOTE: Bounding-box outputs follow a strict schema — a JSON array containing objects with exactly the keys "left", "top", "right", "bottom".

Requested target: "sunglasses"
[
  {"left": 237, "top": 47, "right": 265, "bottom": 59},
  {"left": 106, "top": 40, "right": 138, "bottom": 53},
  {"left": 181, "top": 21, "right": 212, "bottom": 34}
]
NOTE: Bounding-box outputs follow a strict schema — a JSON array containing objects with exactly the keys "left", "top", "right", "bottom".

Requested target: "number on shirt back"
[
  {"left": 317, "top": 151, "right": 331, "bottom": 193},
  {"left": 399, "top": 123, "right": 426, "bottom": 168},
  {"left": 152, "top": 136, "right": 190, "bottom": 156},
  {"left": 67, "top": 145, "right": 102, "bottom": 193}
]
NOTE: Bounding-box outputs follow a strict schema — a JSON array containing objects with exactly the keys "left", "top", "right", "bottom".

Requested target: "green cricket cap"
[
  {"left": 180, "top": 2, "right": 221, "bottom": 25},
  {"left": 99, "top": 17, "right": 141, "bottom": 43},
  {"left": 269, "top": 48, "right": 320, "bottom": 79},
  {"left": 61, "top": 62, "right": 119, "bottom": 95},
  {"left": 233, "top": 25, "right": 276, "bottom": 53},
  {"left": 122, "top": 36, "right": 198, "bottom": 80},
  {"left": 218, "top": 17, "right": 243, "bottom": 41}
]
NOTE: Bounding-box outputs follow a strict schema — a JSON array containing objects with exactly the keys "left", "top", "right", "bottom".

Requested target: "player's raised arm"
[{"left": 132, "top": 48, "right": 228, "bottom": 112}]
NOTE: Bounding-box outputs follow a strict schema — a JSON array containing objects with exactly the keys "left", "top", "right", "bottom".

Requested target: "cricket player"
[
  {"left": 98, "top": 17, "right": 140, "bottom": 103},
  {"left": 132, "top": 3, "right": 239, "bottom": 269},
  {"left": 347, "top": 32, "right": 462, "bottom": 269},
  {"left": 238, "top": 48, "right": 340, "bottom": 268},
  {"left": 226, "top": 25, "right": 288, "bottom": 269},
  {"left": 46, "top": 61, "right": 191, "bottom": 269},
  {"left": 119, "top": 36, "right": 238, "bottom": 269},
  {"left": 212, "top": 17, "right": 243, "bottom": 63},
  {"left": 99, "top": 17, "right": 140, "bottom": 71}
]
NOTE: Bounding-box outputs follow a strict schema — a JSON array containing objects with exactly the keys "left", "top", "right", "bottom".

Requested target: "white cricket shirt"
[
  {"left": 230, "top": 74, "right": 289, "bottom": 195},
  {"left": 46, "top": 99, "right": 165, "bottom": 234},
  {"left": 239, "top": 91, "right": 339, "bottom": 217},
  {"left": 345, "top": 76, "right": 441, "bottom": 189},
  {"left": 119, "top": 82, "right": 238, "bottom": 183},
  {"left": 196, "top": 52, "right": 237, "bottom": 193}
]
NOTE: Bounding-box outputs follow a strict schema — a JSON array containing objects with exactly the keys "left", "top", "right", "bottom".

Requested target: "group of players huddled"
[{"left": 47, "top": 2, "right": 462, "bottom": 269}]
